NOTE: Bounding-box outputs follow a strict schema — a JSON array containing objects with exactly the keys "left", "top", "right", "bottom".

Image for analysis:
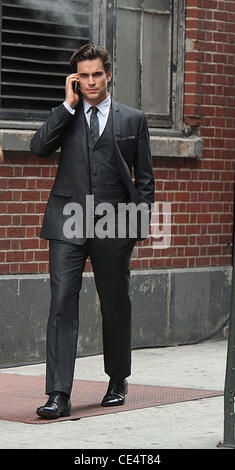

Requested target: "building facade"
[{"left": 0, "top": 0, "right": 234, "bottom": 365}]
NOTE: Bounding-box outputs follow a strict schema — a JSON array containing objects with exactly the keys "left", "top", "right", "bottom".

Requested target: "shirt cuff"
[{"left": 63, "top": 101, "right": 76, "bottom": 115}]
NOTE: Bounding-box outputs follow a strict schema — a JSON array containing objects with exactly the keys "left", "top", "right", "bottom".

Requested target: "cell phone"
[{"left": 73, "top": 81, "right": 82, "bottom": 98}]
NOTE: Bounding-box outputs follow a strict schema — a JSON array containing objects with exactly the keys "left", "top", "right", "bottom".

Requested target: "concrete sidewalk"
[{"left": 0, "top": 339, "right": 229, "bottom": 449}]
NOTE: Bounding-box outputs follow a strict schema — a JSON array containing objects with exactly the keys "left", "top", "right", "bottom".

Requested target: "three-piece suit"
[{"left": 30, "top": 97, "right": 155, "bottom": 396}]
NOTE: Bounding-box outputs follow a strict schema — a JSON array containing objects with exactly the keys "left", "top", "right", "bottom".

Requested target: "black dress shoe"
[
  {"left": 36, "top": 392, "right": 71, "bottom": 419},
  {"left": 101, "top": 378, "right": 128, "bottom": 407}
]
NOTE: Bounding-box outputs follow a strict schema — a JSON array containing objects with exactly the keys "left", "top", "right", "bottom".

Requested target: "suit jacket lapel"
[
  {"left": 112, "top": 100, "right": 122, "bottom": 138},
  {"left": 111, "top": 100, "right": 139, "bottom": 204}
]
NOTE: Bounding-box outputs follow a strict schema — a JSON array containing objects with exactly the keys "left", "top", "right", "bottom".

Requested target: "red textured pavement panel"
[{"left": 0, "top": 373, "right": 223, "bottom": 424}]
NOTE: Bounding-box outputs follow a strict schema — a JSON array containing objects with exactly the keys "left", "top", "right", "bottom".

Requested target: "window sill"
[
  {"left": 150, "top": 133, "right": 202, "bottom": 159},
  {"left": 0, "top": 128, "right": 38, "bottom": 152},
  {"left": 0, "top": 128, "right": 202, "bottom": 159}
]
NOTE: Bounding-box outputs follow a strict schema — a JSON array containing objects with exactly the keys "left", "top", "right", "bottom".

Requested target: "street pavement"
[{"left": 0, "top": 338, "right": 230, "bottom": 451}]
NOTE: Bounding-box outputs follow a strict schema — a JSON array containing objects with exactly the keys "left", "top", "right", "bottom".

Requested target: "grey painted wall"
[{"left": 0, "top": 267, "right": 231, "bottom": 367}]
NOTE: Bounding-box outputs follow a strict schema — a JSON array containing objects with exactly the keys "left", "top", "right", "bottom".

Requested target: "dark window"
[
  {"left": 0, "top": 0, "right": 185, "bottom": 134},
  {"left": 0, "top": 0, "right": 92, "bottom": 120},
  {"left": 113, "top": 0, "right": 173, "bottom": 128},
  {"left": 110, "top": 0, "right": 185, "bottom": 132}
]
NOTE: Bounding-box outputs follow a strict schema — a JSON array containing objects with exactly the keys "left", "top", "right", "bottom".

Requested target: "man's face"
[{"left": 77, "top": 58, "right": 112, "bottom": 105}]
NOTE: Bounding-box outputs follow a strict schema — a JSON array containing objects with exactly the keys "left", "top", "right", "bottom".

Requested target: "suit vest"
[{"left": 85, "top": 107, "right": 129, "bottom": 209}]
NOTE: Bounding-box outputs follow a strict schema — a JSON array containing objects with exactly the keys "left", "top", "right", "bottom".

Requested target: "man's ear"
[{"left": 107, "top": 69, "right": 112, "bottom": 82}]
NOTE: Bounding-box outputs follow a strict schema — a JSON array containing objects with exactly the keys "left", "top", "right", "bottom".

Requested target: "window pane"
[
  {"left": 144, "top": 0, "right": 171, "bottom": 11},
  {"left": 117, "top": 0, "right": 171, "bottom": 10},
  {"left": 0, "top": 0, "right": 92, "bottom": 119},
  {"left": 117, "top": 0, "right": 140, "bottom": 7},
  {"left": 142, "top": 12, "right": 171, "bottom": 115},
  {"left": 115, "top": 9, "right": 140, "bottom": 108}
]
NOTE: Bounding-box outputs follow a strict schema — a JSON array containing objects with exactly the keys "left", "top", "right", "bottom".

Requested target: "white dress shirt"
[{"left": 63, "top": 94, "right": 111, "bottom": 137}]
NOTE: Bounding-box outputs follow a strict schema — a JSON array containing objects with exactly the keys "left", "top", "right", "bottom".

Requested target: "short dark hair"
[{"left": 70, "top": 43, "right": 112, "bottom": 76}]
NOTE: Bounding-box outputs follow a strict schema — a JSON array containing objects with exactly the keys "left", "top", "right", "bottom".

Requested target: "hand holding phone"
[
  {"left": 72, "top": 81, "right": 82, "bottom": 98},
  {"left": 65, "top": 73, "right": 81, "bottom": 108}
]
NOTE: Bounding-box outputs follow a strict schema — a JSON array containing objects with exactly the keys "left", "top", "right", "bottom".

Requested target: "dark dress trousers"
[{"left": 30, "top": 100, "right": 155, "bottom": 396}]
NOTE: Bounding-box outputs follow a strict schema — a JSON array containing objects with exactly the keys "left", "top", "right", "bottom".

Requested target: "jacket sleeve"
[
  {"left": 30, "top": 103, "right": 75, "bottom": 157},
  {"left": 133, "top": 113, "right": 155, "bottom": 206}
]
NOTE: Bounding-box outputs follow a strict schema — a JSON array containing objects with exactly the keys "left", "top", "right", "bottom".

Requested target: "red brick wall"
[
  {"left": 151, "top": 0, "right": 235, "bottom": 270},
  {"left": 0, "top": 0, "right": 234, "bottom": 274},
  {"left": 0, "top": 153, "right": 57, "bottom": 274}
]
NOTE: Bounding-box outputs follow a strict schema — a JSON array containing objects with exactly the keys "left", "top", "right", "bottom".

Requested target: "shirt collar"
[{"left": 83, "top": 94, "right": 111, "bottom": 117}]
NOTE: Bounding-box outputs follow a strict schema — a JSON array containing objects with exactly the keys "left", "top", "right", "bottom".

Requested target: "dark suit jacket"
[{"left": 30, "top": 100, "right": 155, "bottom": 242}]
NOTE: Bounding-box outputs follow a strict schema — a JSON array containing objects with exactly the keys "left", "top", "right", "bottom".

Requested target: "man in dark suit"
[{"left": 30, "top": 43, "right": 155, "bottom": 419}]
